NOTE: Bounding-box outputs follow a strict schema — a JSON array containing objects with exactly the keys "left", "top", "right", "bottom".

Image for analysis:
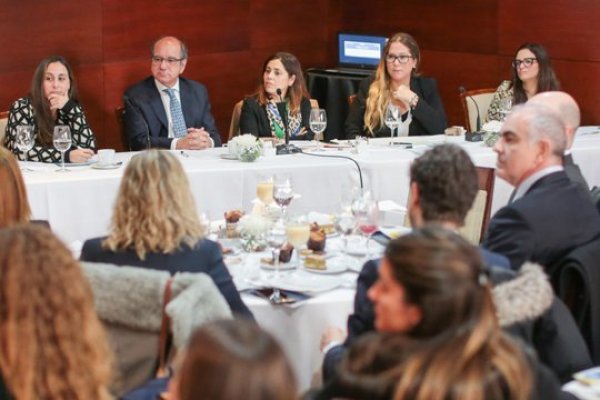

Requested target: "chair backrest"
[
  {"left": 459, "top": 88, "right": 496, "bottom": 132},
  {"left": 228, "top": 100, "right": 243, "bottom": 140},
  {"left": 554, "top": 237, "right": 600, "bottom": 364},
  {"left": 459, "top": 166, "right": 496, "bottom": 244},
  {"left": 115, "top": 106, "right": 131, "bottom": 151},
  {"left": 81, "top": 262, "right": 232, "bottom": 395},
  {"left": 0, "top": 111, "right": 9, "bottom": 146},
  {"left": 404, "top": 166, "right": 495, "bottom": 244}
]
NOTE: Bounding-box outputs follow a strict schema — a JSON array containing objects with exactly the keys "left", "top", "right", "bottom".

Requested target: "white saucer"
[
  {"left": 302, "top": 255, "right": 359, "bottom": 274},
  {"left": 260, "top": 262, "right": 296, "bottom": 271},
  {"left": 91, "top": 162, "right": 122, "bottom": 170},
  {"left": 219, "top": 153, "right": 238, "bottom": 160}
]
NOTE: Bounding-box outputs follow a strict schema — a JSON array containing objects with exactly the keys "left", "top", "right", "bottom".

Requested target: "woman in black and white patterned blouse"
[{"left": 4, "top": 55, "right": 96, "bottom": 163}]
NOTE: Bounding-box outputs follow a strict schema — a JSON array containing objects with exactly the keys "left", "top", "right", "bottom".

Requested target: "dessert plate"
[
  {"left": 91, "top": 162, "right": 123, "bottom": 170},
  {"left": 302, "top": 255, "right": 360, "bottom": 275}
]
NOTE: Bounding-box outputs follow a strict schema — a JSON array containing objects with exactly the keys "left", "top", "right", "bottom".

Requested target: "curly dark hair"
[{"left": 409, "top": 144, "right": 478, "bottom": 226}]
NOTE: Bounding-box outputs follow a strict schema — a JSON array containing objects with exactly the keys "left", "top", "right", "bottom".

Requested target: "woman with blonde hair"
[
  {"left": 80, "top": 150, "right": 252, "bottom": 318},
  {"left": 0, "top": 147, "right": 31, "bottom": 227},
  {"left": 345, "top": 32, "right": 446, "bottom": 138},
  {"left": 313, "top": 227, "right": 560, "bottom": 400},
  {"left": 168, "top": 319, "right": 296, "bottom": 400},
  {"left": 0, "top": 224, "right": 112, "bottom": 400}
]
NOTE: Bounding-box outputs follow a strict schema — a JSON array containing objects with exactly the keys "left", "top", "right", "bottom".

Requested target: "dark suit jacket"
[
  {"left": 345, "top": 75, "right": 447, "bottom": 138},
  {"left": 80, "top": 237, "right": 253, "bottom": 319},
  {"left": 239, "top": 96, "right": 314, "bottom": 140},
  {"left": 564, "top": 153, "right": 590, "bottom": 195},
  {"left": 123, "top": 76, "right": 221, "bottom": 150},
  {"left": 482, "top": 171, "right": 600, "bottom": 271}
]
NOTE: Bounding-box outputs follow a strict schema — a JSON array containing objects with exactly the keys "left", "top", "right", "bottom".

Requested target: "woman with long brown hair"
[
  {"left": 239, "top": 51, "right": 314, "bottom": 140},
  {"left": 4, "top": 55, "right": 96, "bottom": 163},
  {"left": 345, "top": 32, "right": 447, "bottom": 138},
  {"left": 0, "top": 224, "right": 112, "bottom": 400},
  {"left": 487, "top": 43, "right": 560, "bottom": 121},
  {"left": 168, "top": 319, "right": 296, "bottom": 400},
  {"left": 313, "top": 227, "right": 560, "bottom": 400}
]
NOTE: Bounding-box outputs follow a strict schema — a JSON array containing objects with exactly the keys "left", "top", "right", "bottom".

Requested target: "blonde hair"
[
  {"left": 0, "top": 225, "right": 112, "bottom": 400},
  {"left": 364, "top": 32, "right": 420, "bottom": 136},
  {"left": 103, "top": 150, "right": 204, "bottom": 259},
  {"left": 0, "top": 147, "right": 31, "bottom": 227}
]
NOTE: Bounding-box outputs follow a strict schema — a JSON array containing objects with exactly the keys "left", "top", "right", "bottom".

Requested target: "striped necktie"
[{"left": 164, "top": 88, "right": 187, "bottom": 138}]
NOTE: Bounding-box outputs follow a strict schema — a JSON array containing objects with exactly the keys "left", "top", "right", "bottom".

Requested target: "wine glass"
[
  {"left": 384, "top": 104, "right": 400, "bottom": 145},
  {"left": 273, "top": 175, "right": 294, "bottom": 224},
  {"left": 267, "top": 225, "right": 287, "bottom": 302},
  {"left": 335, "top": 211, "right": 356, "bottom": 256},
  {"left": 53, "top": 125, "right": 72, "bottom": 172},
  {"left": 285, "top": 217, "right": 310, "bottom": 269},
  {"left": 499, "top": 97, "right": 512, "bottom": 121},
  {"left": 356, "top": 201, "right": 379, "bottom": 262},
  {"left": 309, "top": 108, "right": 327, "bottom": 152},
  {"left": 15, "top": 125, "right": 35, "bottom": 172}
]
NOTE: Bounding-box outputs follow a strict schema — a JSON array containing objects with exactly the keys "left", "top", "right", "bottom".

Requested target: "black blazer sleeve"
[
  {"left": 299, "top": 96, "right": 315, "bottom": 140},
  {"left": 482, "top": 206, "right": 535, "bottom": 271},
  {"left": 409, "top": 77, "right": 447, "bottom": 135},
  {"left": 239, "top": 97, "right": 268, "bottom": 137},
  {"left": 184, "top": 80, "right": 221, "bottom": 147},
  {"left": 344, "top": 77, "right": 371, "bottom": 139},
  {"left": 345, "top": 258, "right": 379, "bottom": 344}
]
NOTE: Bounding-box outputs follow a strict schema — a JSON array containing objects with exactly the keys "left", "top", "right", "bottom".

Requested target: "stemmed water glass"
[
  {"left": 499, "top": 98, "right": 512, "bottom": 121},
  {"left": 352, "top": 191, "right": 379, "bottom": 261},
  {"left": 267, "top": 225, "right": 287, "bottom": 302},
  {"left": 273, "top": 175, "right": 294, "bottom": 225},
  {"left": 53, "top": 125, "right": 72, "bottom": 172},
  {"left": 335, "top": 211, "right": 356, "bottom": 257},
  {"left": 15, "top": 125, "right": 35, "bottom": 172},
  {"left": 384, "top": 104, "right": 400, "bottom": 145},
  {"left": 309, "top": 108, "right": 327, "bottom": 152}
]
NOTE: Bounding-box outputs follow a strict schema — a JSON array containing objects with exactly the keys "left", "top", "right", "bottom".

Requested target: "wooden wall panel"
[
  {"left": 341, "top": 0, "right": 498, "bottom": 53},
  {"left": 499, "top": 0, "right": 600, "bottom": 61}
]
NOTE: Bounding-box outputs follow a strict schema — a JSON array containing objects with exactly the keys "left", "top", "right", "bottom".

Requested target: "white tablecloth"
[{"left": 24, "top": 130, "right": 600, "bottom": 244}]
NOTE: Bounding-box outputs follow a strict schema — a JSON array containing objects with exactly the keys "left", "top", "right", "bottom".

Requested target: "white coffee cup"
[{"left": 97, "top": 149, "right": 115, "bottom": 166}]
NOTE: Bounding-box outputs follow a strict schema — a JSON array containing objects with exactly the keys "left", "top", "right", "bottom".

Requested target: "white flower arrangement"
[
  {"left": 237, "top": 214, "right": 272, "bottom": 251},
  {"left": 238, "top": 214, "right": 272, "bottom": 237},
  {"left": 229, "top": 134, "right": 263, "bottom": 162},
  {"left": 481, "top": 120, "right": 503, "bottom": 148}
]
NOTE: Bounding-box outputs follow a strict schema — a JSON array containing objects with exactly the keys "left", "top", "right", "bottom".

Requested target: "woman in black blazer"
[
  {"left": 345, "top": 32, "right": 447, "bottom": 138},
  {"left": 80, "top": 150, "right": 253, "bottom": 319},
  {"left": 239, "top": 52, "right": 314, "bottom": 140}
]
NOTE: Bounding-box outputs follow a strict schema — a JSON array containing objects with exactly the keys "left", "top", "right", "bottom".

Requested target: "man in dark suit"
[
  {"left": 123, "top": 36, "right": 221, "bottom": 150},
  {"left": 528, "top": 91, "right": 589, "bottom": 194},
  {"left": 482, "top": 104, "right": 600, "bottom": 271},
  {"left": 321, "top": 144, "right": 510, "bottom": 373}
]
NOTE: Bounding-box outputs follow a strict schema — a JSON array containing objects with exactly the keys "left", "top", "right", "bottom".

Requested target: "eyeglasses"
[
  {"left": 385, "top": 54, "right": 413, "bottom": 64},
  {"left": 151, "top": 56, "right": 184, "bottom": 66},
  {"left": 512, "top": 58, "right": 537, "bottom": 69}
]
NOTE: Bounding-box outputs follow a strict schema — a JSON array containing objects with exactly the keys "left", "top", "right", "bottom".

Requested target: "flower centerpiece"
[
  {"left": 481, "top": 120, "right": 503, "bottom": 147},
  {"left": 237, "top": 214, "right": 272, "bottom": 251},
  {"left": 229, "top": 134, "right": 263, "bottom": 162}
]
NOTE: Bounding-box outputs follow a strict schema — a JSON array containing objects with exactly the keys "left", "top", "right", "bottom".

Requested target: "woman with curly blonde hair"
[
  {"left": 0, "top": 147, "right": 31, "bottom": 227},
  {"left": 80, "top": 150, "right": 252, "bottom": 318},
  {"left": 0, "top": 225, "right": 112, "bottom": 400},
  {"left": 345, "top": 33, "right": 446, "bottom": 138}
]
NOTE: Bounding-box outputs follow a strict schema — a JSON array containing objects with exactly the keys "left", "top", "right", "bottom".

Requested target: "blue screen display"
[{"left": 338, "top": 33, "right": 388, "bottom": 68}]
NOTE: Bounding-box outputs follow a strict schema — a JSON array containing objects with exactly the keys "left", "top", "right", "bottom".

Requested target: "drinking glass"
[
  {"left": 273, "top": 175, "right": 294, "bottom": 223},
  {"left": 15, "top": 125, "right": 35, "bottom": 171},
  {"left": 256, "top": 176, "right": 274, "bottom": 205},
  {"left": 384, "top": 104, "right": 400, "bottom": 145},
  {"left": 335, "top": 211, "right": 356, "bottom": 256},
  {"left": 309, "top": 108, "right": 327, "bottom": 152},
  {"left": 267, "top": 225, "right": 287, "bottom": 302},
  {"left": 499, "top": 97, "right": 512, "bottom": 121},
  {"left": 53, "top": 125, "right": 72, "bottom": 172},
  {"left": 285, "top": 217, "right": 310, "bottom": 269},
  {"left": 356, "top": 201, "right": 379, "bottom": 261}
]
